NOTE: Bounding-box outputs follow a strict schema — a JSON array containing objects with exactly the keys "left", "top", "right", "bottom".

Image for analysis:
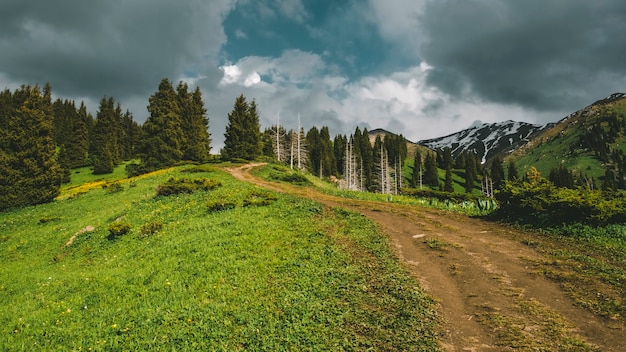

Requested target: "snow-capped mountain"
[{"left": 418, "top": 120, "right": 545, "bottom": 164}]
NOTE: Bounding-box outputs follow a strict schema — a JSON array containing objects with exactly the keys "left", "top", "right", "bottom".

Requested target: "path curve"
[{"left": 225, "top": 163, "right": 625, "bottom": 351}]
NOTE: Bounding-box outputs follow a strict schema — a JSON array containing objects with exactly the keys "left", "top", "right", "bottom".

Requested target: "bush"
[
  {"left": 181, "top": 165, "right": 216, "bottom": 173},
  {"left": 268, "top": 171, "right": 312, "bottom": 185},
  {"left": 108, "top": 222, "right": 132, "bottom": 239},
  {"left": 243, "top": 189, "right": 278, "bottom": 207},
  {"left": 125, "top": 163, "right": 142, "bottom": 177},
  {"left": 39, "top": 216, "right": 61, "bottom": 224},
  {"left": 103, "top": 182, "right": 124, "bottom": 194},
  {"left": 140, "top": 222, "right": 163, "bottom": 236},
  {"left": 155, "top": 177, "right": 222, "bottom": 197},
  {"left": 494, "top": 178, "right": 626, "bottom": 227},
  {"left": 207, "top": 200, "right": 237, "bottom": 213}
]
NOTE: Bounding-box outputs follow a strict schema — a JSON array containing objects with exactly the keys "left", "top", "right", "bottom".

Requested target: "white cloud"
[
  {"left": 209, "top": 51, "right": 557, "bottom": 151},
  {"left": 219, "top": 64, "right": 242, "bottom": 85},
  {"left": 277, "top": 0, "right": 309, "bottom": 23},
  {"left": 243, "top": 72, "right": 261, "bottom": 87}
]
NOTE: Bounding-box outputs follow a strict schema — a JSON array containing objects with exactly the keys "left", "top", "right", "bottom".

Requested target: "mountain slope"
[
  {"left": 509, "top": 93, "right": 626, "bottom": 181},
  {"left": 418, "top": 120, "right": 544, "bottom": 164}
]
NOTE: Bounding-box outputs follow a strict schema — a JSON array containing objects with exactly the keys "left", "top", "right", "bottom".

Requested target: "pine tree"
[
  {"left": 507, "top": 160, "right": 518, "bottom": 181},
  {"left": 222, "top": 95, "right": 261, "bottom": 161},
  {"left": 139, "top": 78, "right": 185, "bottom": 171},
  {"left": 334, "top": 134, "right": 347, "bottom": 176},
  {"left": 371, "top": 135, "right": 384, "bottom": 192},
  {"left": 424, "top": 152, "right": 439, "bottom": 187},
  {"left": 306, "top": 126, "right": 322, "bottom": 175},
  {"left": 319, "top": 126, "right": 336, "bottom": 177},
  {"left": 490, "top": 157, "right": 505, "bottom": 190},
  {"left": 411, "top": 150, "right": 422, "bottom": 188},
  {"left": 90, "top": 97, "right": 118, "bottom": 174},
  {"left": 465, "top": 152, "right": 477, "bottom": 193},
  {"left": 0, "top": 85, "right": 63, "bottom": 210},
  {"left": 444, "top": 164, "right": 454, "bottom": 192},
  {"left": 119, "top": 109, "right": 140, "bottom": 160},
  {"left": 178, "top": 84, "right": 211, "bottom": 162},
  {"left": 357, "top": 128, "right": 373, "bottom": 189}
]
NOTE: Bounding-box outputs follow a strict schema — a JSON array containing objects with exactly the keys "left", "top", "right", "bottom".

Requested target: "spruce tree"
[
  {"left": 444, "top": 165, "right": 454, "bottom": 192},
  {"left": 139, "top": 78, "right": 185, "bottom": 170},
  {"left": 222, "top": 94, "right": 261, "bottom": 160},
  {"left": 358, "top": 128, "right": 373, "bottom": 189},
  {"left": 507, "top": 160, "right": 518, "bottom": 181},
  {"left": 333, "top": 134, "right": 347, "bottom": 176},
  {"left": 411, "top": 150, "right": 422, "bottom": 188},
  {"left": 90, "top": 97, "right": 117, "bottom": 174},
  {"left": 424, "top": 152, "right": 439, "bottom": 187},
  {"left": 64, "top": 101, "right": 90, "bottom": 168},
  {"left": 178, "top": 84, "right": 211, "bottom": 162},
  {"left": 0, "top": 85, "right": 62, "bottom": 210},
  {"left": 319, "top": 126, "right": 336, "bottom": 177},
  {"left": 306, "top": 126, "right": 322, "bottom": 175},
  {"left": 465, "top": 152, "right": 477, "bottom": 193},
  {"left": 490, "top": 157, "right": 505, "bottom": 190}
]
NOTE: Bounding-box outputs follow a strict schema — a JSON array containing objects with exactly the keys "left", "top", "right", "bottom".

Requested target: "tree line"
[
  {"left": 5, "top": 86, "right": 617, "bottom": 212},
  {"left": 0, "top": 78, "right": 211, "bottom": 211}
]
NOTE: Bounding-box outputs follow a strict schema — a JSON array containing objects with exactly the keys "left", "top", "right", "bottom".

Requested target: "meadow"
[{"left": 0, "top": 164, "right": 439, "bottom": 351}]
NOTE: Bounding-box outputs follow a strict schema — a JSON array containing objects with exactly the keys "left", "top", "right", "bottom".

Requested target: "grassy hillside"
[
  {"left": 509, "top": 95, "right": 626, "bottom": 179},
  {"left": 0, "top": 163, "right": 439, "bottom": 351}
]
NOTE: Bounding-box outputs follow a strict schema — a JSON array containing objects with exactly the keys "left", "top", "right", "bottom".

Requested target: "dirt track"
[{"left": 225, "top": 164, "right": 625, "bottom": 351}]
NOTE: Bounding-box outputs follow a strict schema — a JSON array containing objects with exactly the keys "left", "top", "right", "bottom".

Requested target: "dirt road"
[{"left": 225, "top": 163, "right": 625, "bottom": 351}]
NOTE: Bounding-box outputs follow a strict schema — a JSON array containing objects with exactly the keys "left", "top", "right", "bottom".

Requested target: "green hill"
[
  {"left": 0, "top": 163, "right": 438, "bottom": 351},
  {"left": 508, "top": 93, "right": 626, "bottom": 183}
]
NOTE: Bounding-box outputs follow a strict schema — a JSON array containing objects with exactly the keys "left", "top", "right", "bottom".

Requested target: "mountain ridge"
[{"left": 417, "top": 120, "right": 545, "bottom": 164}]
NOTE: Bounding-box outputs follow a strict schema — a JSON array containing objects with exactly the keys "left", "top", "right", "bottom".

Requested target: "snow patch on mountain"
[{"left": 418, "top": 120, "right": 545, "bottom": 164}]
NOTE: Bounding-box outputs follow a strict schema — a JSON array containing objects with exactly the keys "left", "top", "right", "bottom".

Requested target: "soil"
[{"left": 225, "top": 163, "right": 626, "bottom": 351}]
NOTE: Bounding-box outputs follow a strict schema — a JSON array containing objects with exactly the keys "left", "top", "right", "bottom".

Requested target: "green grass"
[
  {"left": 0, "top": 165, "right": 439, "bottom": 351},
  {"left": 526, "top": 224, "right": 626, "bottom": 320},
  {"left": 62, "top": 160, "right": 137, "bottom": 190}
]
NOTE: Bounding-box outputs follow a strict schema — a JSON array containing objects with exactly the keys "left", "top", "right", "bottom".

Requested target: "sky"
[{"left": 1, "top": 0, "right": 625, "bottom": 150}]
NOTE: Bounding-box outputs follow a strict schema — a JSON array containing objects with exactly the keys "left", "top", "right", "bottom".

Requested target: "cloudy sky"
[{"left": 2, "top": 0, "right": 625, "bottom": 149}]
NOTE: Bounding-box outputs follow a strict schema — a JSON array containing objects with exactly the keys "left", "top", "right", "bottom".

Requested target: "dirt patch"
[
  {"left": 63, "top": 225, "right": 95, "bottom": 248},
  {"left": 225, "top": 163, "right": 625, "bottom": 351}
]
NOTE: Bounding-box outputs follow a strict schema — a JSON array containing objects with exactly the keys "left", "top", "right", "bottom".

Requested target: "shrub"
[
  {"left": 243, "top": 189, "right": 278, "bottom": 207},
  {"left": 39, "top": 216, "right": 61, "bottom": 224},
  {"left": 494, "top": 178, "right": 626, "bottom": 227},
  {"left": 125, "top": 163, "right": 142, "bottom": 177},
  {"left": 140, "top": 222, "right": 163, "bottom": 236},
  {"left": 181, "top": 165, "right": 216, "bottom": 173},
  {"left": 103, "top": 182, "right": 124, "bottom": 194},
  {"left": 108, "top": 222, "right": 132, "bottom": 239},
  {"left": 207, "top": 200, "right": 237, "bottom": 213},
  {"left": 155, "top": 177, "right": 222, "bottom": 197},
  {"left": 268, "top": 171, "right": 312, "bottom": 185}
]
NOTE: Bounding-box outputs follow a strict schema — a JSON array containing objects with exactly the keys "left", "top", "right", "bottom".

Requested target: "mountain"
[
  {"left": 417, "top": 120, "right": 545, "bottom": 164},
  {"left": 367, "top": 128, "right": 432, "bottom": 157},
  {"left": 508, "top": 93, "right": 626, "bottom": 182},
  {"left": 368, "top": 128, "right": 394, "bottom": 144}
]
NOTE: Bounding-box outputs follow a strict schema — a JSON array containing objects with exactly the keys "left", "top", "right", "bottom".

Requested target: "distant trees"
[
  {"left": 90, "top": 97, "right": 119, "bottom": 174},
  {"left": 136, "top": 78, "right": 211, "bottom": 173},
  {"left": 411, "top": 150, "right": 422, "bottom": 188},
  {"left": 0, "top": 84, "right": 63, "bottom": 210},
  {"left": 222, "top": 94, "right": 261, "bottom": 161}
]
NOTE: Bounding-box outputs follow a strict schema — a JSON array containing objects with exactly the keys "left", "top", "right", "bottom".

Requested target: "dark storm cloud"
[
  {"left": 0, "top": 0, "right": 232, "bottom": 100},
  {"left": 418, "top": 0, "right": 626, "bottom": 111}
]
